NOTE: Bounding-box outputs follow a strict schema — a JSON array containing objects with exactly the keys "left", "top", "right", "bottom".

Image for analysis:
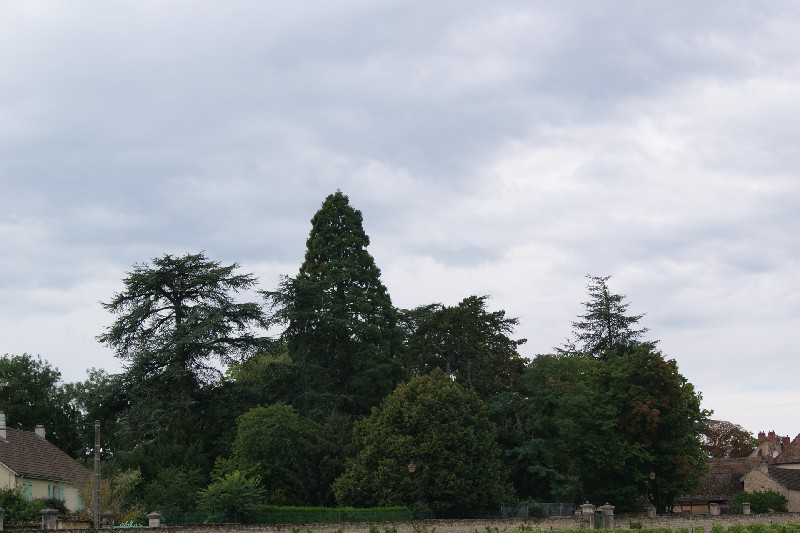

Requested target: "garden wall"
[{"left": 6, "top": 513, "right": 800, "bottom": 533}]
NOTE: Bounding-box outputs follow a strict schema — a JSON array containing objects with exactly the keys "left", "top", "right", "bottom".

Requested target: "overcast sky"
[{"left": 1, "top": 1, "right": 798, "bottom": 438}]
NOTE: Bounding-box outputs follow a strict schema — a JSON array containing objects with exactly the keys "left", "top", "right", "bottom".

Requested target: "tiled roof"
[
  {"left": 680, "top": 457, "right": 762, "bottom": 500},
  {"left": 0, "top": 428, "right": 90, "bottom": 483},
  {"left": 774, "top": 435, "right": 800, "bottom": 465},
  {"left": 768, "top": 466, "right": 800, "bottom": 491}
]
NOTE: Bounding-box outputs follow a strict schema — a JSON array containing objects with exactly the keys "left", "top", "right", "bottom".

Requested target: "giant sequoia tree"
[{"left": 265, "top": 191, "right": 402, "bottom": 416}]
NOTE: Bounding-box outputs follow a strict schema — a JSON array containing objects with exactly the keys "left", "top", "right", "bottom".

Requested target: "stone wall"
[{"left": 9, "top": 513, "right": 800, "bottom": 533}]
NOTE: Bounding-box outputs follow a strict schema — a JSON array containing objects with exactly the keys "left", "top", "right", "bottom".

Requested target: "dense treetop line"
[{"left": 0, "top": 191, "right": 755, "bottom": 519}]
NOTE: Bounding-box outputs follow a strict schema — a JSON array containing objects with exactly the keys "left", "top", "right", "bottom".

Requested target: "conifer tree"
[
  {"left": 266, "top": 191, "right": 402, "bottom": 416},
  {"left": 559, "top": 275, "right": 652, "bottom": 359}
]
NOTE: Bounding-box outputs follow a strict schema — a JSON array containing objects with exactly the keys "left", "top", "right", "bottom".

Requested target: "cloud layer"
[{"left": 1, "top": 1, "right": 798, "bottom": 436}]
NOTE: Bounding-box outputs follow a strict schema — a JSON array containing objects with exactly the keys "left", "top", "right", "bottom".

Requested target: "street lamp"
[
  {"left": 647, "top": 469, "right": 658, "bottom": 517},
  {"left": 407, "top": 461, "right": 417, "bottom": 474}
]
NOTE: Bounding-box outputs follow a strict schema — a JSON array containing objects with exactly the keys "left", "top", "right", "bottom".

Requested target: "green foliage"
[
  {"left": 98, "top": 252, "right": 268, "bottom": 424},
  {"left": 515, "top": 344, "right": 707, "bottom": 512},
  {"left": 559, "top": 275, "right": 652, "bottom": 358},
  {"left": 512, "top": 354, "right": 599, "bottom": 503},
  {"left": 198, "top": 470, "right": 265, "bottom": 523},
  {"left": 141, "top": 465, "right": 204, "bottom": 513},
  {"left": 402, "top": 295, "right": 526, "bottom": 398},
  {"left": 333, "top": 368, "right": 512, "bottom": 515},
  {"left": 96, "top": 252, "right": 269, "bottom": 512},
  {"left": 63, "top": 368, "right": 126, "bottom": 458},
  {"left": 76, "top": 468, "right": 144, "bottom": 524},
  {"left": 730, "top": 490, "right": 788, "bottom": 513},
  {"left": 0, "top": 488, "right": 47, "bottom": 523},
  {"left": 0, "top": 353, "right": 82, "bottom": 456},
  {"left": 265, "top": 191, "right": 403, "bottom": 416},
  {"left": 233, "top": 403, "right": 314, "bottom": 504}
]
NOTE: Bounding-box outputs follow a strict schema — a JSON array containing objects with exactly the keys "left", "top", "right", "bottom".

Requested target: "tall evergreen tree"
[
  {"left": 559, "top": 275, "right": 652, "bottom": 359},
  {"left": 97, "top": 252, "right": 269, "bottom": 508},
  {"left": 265, "top": 191, "right": 402, "bottom": 416}
]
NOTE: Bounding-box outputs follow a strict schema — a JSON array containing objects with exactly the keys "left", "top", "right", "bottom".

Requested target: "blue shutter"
[{"left": 22, "top": 482, "right": 32, "bottom": 500}]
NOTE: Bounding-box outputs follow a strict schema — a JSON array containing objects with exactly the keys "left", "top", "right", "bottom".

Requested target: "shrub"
[
  {"left": 730, "top": 491, "right": 788, "bottom": 514},
  {"left": 0, "top": 489, "right": 48, "bottom": 523},
  {"left": 197, "top": 471, "right": 265, "bottom": 523},
  {"left": 44, "top": 497, "right": 69, "bottom": 514}
]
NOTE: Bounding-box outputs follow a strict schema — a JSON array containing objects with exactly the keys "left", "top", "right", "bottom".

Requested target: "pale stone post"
[
  {"left": 648, "top": 504, "right": 656, "bottom": 519},
  {"left": 599, "top": 503, "right": 615, "bottom": 529},
  {"left": 580, "top": 502, "right": 596, "bottom": 529},
  {"left": 709, "top": 503, "right": 720, "bottom": 516},
  {"left": 147, "top": 512, "right": 162, "bottom": 528},
  {"left": 742, "top": 502, "right": 751, "bottom": 515},
  {"left": 41, "top": 508, "right": 58, "bottom": 530},
  {"left": 0, "top": 506, "right": 5, "bottom": 531}
]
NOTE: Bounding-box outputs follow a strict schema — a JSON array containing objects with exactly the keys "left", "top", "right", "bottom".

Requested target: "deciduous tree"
[
  {"left": 0, "top": 353, "right": 82, "bottom": 456},
  {"left": 232, "top": 403, "right": 313, "bottom": 504},
  {"left": 701, "top": 420, "right": 755, "bottom": 458},
  {"left": 402, "top": 295, "right": 525, "bottom": 398},
  {"left": 333, "top": 369, "right": 511, "bottom": 515}
]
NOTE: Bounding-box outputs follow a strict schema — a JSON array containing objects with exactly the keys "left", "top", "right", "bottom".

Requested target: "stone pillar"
[
  {"left": 599, "top": 503, "right": 615, "bottom": 529},
  {"left": 648, "top": 504, "right": 656, "bottom": 519},
  {"left": 101, "top": 512, "right": 115, "bottom": 529},
  {"left": 742, "top": 502, "right": 751, "bottom": 515},
  {"left": 580, "top": 502, "right": 596, "bottom": 529},
  {"left": 0, "top": 506, "right": 5, "bottom": 531},
  {"left": 147, "top": 512, "right": 162, "bottom": 528},
  {"left": 709, "top": 503, "right": 720, "bottom": 516},
  {"left": 41, "top": 508, "right": 58, "bottom": 530}
]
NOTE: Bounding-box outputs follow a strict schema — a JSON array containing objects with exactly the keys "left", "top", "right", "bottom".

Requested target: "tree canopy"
[
  {"left": 99, "top": 252, "right": 268, "bottom": 386},
  {"left": 402, "top": 295, "right": 526, "bottom": 398},
  {"left": 4, "top": 192, "right": 714, "bottom": 518},
  {"left": 265, "top": 191, "right": 403, "bottom": 416},
  {"left": 0, "top": 353, "right": 82, "bottom": 456},
  {"left": 333, "top": 369, "right": 511, "bottom": 515},
  {"left": 701, "top": 420, "right": 755, "bottom": 458},
  {"left": 559, "top": 275, "right": 652, "bottom": 358}
]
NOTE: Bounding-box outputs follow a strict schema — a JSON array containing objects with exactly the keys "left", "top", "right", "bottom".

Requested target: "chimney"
[
  {"left": 0, "top": 411, "right": 6, "bottom": 440},
  {"left": 35, "top": 424, "right": 46, "bottom": 439},
  {"left": 758, "top": 431, "right": 766, "bottom": 444}
]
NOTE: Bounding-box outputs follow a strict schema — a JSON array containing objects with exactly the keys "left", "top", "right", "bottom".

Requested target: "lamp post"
[
  {"left": 647, "top": 469, "right": 657, "bottom": 517},
  {"left": 407, "top": 459, "right": 422, "bottom": 517}
]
